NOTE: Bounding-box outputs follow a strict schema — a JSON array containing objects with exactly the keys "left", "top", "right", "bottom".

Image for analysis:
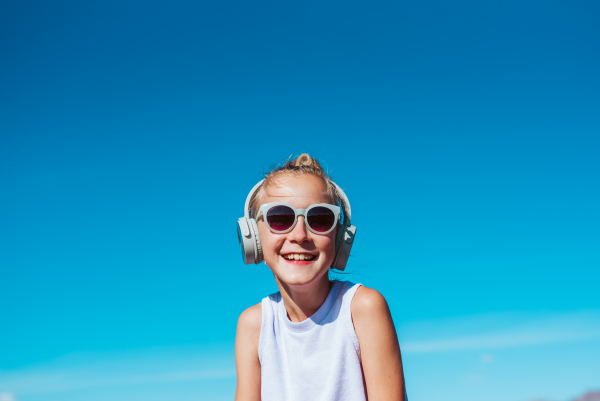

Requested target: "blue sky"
[{"left": 1, "top": 0, "right": 599, "bottom": 400}]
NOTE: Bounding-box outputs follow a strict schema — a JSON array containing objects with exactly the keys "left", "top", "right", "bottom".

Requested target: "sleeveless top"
[{"left": 259, "top": 280, "right": 367, "bottom": 401}]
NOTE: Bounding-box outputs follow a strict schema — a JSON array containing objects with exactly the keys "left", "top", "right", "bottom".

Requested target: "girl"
[{"left": 235, "top": 154, "right": 406, "bottom": 401}]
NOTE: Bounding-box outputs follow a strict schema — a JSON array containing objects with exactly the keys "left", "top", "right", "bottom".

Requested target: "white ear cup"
[
  {"left": 237, "top": 218, "right": 254, "bottom": 264},
  {"left": 247, "top": 218, "right": 263, "bottom": 264},
  {"left": 237, "top": 218, "right": 263, "bottom": 264},
  {"left": 331, "top": 224, "right": 356, "bottom": 271},
  {"left": 329, "top": 183, "right": 356, "bottom": 271}
]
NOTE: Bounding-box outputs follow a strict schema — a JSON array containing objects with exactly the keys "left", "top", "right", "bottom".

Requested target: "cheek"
[
  {"left": 258, "top": 224, "right": 283, "bottom": 255},
  {"left": 316, "top": 235, "right": 336, "bottom": 254}
]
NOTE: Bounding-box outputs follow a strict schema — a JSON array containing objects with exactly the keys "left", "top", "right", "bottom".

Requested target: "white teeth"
[{"left": 283, "top": 253, "right": 315, "bottom": 261}]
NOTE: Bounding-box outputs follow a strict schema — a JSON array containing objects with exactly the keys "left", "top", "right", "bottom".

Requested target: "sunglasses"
[{"left": 256, "top": 202, "right": 341, "bottom": 234}]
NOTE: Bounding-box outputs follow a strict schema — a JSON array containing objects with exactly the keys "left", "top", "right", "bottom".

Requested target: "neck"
[{"left": 275, "top": 274, "right": 333, "bottom": 323}]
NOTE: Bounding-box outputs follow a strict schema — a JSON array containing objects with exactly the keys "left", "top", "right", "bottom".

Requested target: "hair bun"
[
  {"left": 250, "top": 153, "right": 336, "bottom": 217},
  {"left": 292, "top": 153, "right": 323, "bottom": 170}
]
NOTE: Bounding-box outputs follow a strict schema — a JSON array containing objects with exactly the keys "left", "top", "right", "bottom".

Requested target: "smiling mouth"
[{"left": 282, "top": 253, "right": 317, "bottom": 261}]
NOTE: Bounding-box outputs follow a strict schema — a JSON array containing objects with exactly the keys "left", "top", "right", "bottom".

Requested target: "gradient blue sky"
[{"left": 1, "top": 0, "right": 599, "bottom": 400}]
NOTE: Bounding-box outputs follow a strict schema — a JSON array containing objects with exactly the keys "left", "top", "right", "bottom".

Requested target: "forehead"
[{"left": 263, "top": 174, "right": 331, "bottom": 208}]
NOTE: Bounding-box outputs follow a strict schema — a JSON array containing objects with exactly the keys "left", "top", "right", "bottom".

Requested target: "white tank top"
[{"left": 259, "top": 280, "right": 367, "bottom": 401}]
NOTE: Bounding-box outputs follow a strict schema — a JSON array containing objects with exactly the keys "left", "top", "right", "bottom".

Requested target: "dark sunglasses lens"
[
  {"left": 307, "top": 207, "right": 336, "bottom": 232},
  {"left": 266, "top": 206, "right": 295, "bottom": 231}
]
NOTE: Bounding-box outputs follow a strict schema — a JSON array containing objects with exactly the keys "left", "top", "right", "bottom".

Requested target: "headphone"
[{"left": 236, "top": 179, "right": 357, "bottom": 271}]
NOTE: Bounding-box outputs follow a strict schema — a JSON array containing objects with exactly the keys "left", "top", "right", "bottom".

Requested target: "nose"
[{"left": 288, "top": 216, "right": 311, "bottom": 243}]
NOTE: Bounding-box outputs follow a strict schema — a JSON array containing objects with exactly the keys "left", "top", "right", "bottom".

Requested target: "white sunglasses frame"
[{"left": 256, "top": 202, "right": 341, "bottom": 235}]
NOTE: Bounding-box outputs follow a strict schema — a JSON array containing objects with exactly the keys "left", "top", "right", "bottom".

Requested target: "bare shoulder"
[
  {"left": 237, "top": 302, "right": 262, "bottom": 335},
  {"left": 235, "top": 302, "right": 262, "bottom": 401},
  {"left": 235, "top": 302, "right": 262, "bottom": 364},
  {"left": 351, "top": 286, "right": 392, "bottom": 320},
  {"left": 351, "top": 286, "right": 405, "bottom": 400},
  {"left": 350, "top": 286, "right": 396, "bottom": 344}
]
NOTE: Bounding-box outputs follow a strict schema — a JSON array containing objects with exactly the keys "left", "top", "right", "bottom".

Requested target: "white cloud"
[
  {"left": 400, "top": 310, "right": 600, "bottom": 354},
  {"left": 0, "top": 366, "right": 236, "bottom": 395},
  {"left": 0, "top": 393, "right": 18, "bottom": 401},
  {"left": 0, "top": 344, "right": 236, "bottom": 396},
  {"left": 464, "top": 373, "right": 486, "bottom": 385},
  {"left": 480, "top": 353, "right": 494, "bottom": 364}
]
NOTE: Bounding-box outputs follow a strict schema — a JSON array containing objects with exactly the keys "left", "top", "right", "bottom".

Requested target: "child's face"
[{"left": 257, "top": 173, "right": 337, "bottom": 289}]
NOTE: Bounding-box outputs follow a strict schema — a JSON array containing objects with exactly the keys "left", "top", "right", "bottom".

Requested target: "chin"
[{"left": 272, "top": 262, "right": 330, "bottom": 287}]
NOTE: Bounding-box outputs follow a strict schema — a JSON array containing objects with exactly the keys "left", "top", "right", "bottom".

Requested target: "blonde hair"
[{"left": 249, "top": 154, "right": 339, "bottom": 218}]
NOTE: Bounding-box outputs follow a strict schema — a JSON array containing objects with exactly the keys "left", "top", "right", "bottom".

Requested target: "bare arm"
[
  {"left": 352, "top": 286, "right": 406, "bottom": 401},
  {"left": 234, "top": 303, "right": 262, "bottom": 401}
]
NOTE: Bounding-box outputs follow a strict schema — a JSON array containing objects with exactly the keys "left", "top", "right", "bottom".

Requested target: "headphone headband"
[
  {"left": 243, "top": 179, "right": 352, "bottom": 224},
  {"left": 244, "top": 179, "right": 265, "bottom": 219}
]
